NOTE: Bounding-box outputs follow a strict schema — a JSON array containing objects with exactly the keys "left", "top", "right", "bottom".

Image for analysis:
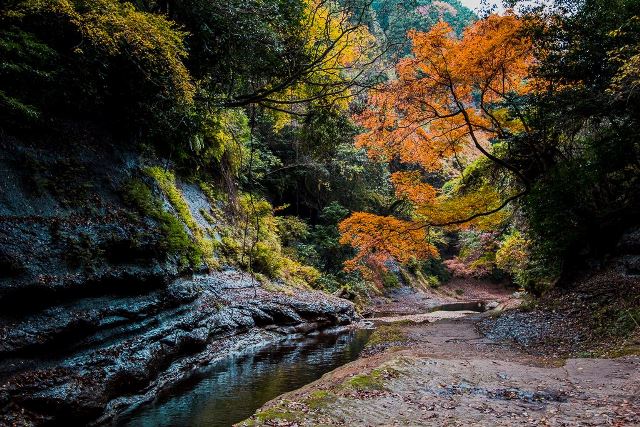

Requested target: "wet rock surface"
[
  {"left": 367, "top": 278, "right": 513, "bottom": 318},
  {"left": 0, "top": 137, "right": 358, "bottom": 425},
  {"left": 0, "top": 270, "right": 357, "bottom": 426},
  {"left": 240, "top": 317, "right": 640, "bottom": 426},
  {"left": 240, "top": 277, "right": 640, "bottom": 427}
]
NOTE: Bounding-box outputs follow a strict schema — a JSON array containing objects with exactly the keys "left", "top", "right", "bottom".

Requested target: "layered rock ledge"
[{"left": 0, "top": 270, "right": 357, "bottom": 426}]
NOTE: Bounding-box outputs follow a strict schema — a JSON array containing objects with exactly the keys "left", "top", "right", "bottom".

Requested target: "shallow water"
[
  {"left": 117, "top": 328, "right": 372, "bottom": 427},
  {"left": 371, "top": 301, "right": 487, "bottom": 318}
]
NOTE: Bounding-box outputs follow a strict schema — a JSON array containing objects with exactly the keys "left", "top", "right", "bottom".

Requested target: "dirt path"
[
  {"left": 367, "top": 278, "right": 514, "bottom": 317},
  {"left": 239, "top": 303, "right": 640, "bottom": 426}
]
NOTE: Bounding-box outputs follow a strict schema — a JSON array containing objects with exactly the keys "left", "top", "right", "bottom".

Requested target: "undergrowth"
[{"left": 145, "top": 166, "right": 217, "bottom": 268}]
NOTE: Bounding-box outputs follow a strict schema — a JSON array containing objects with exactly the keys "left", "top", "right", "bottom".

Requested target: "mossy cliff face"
[
  {"left": 0, "top": 133, "right": 321, "bottom": 306},
  {"left": 0, "top": 135, "right": 357, "bottom": 425},
  {"left": 0, "top": 136, "right": 178, "bottom": 305}
]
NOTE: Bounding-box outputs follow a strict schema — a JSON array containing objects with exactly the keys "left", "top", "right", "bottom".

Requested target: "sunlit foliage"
[
  {"left": 340, "top": 14, "right": 533, "bottom": 271},
  {"left": 339, "top": 212, "right": 438, "bottom": 272}
]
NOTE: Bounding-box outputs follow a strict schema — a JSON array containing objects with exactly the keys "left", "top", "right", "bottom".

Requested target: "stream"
[{"left": 116, "top": 328, "right": 372, "bottom": 427}]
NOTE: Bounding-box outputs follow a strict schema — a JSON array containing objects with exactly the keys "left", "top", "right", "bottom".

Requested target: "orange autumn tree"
[{"left": 339, "top": 14, "right": 533, "bottom": 273}]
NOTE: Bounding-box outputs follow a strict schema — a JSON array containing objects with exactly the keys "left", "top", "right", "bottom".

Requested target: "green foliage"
[
  {"left": 299, "top": 203, "right": 354, "bottom": 272},
  {"left": 371, "top": 0, "right": 475, "bottom": 59},
  {"left": 505, "top": 0, "right": 640, "bottom": 283},
  {"left": 199, "top": 181, "right": 226, "bottom": 204},
  {"left": 133, "top": 0, "right": 307, "bottom": 92},
  {"left": 0, "top": 28, "right": 58, "bottom": 125},
  {"left": 251, "top": 241, "right": 284, "bottom": 278},
  {"left": 145, "top": 166, "right": 216, "bottom": 267},
  {"left": 1, "top": 0, "right": 193, "bottom": 137},
  {"left": 0, "top": 0, "right": 395, "bottom": 294},
  {"left": 381, "top": 270, "right": 400, "bottom": 288},
  {"left": 496, "top": 230, "right": 530, "bottom": 286},
  {"left": 445, "top": 230, "right": 500, "bottom": 278},
  {"left": 259, "top": 108, "right": 392, "bottom": 220},
  {"left": 200, "top": 208, "right": 216, "bottom": 226},
  {"left": 407, "top": 257, "right": 451, "bottom": 283},
  {"left": 276, "top": 216, "right": 310, "bottom": 247},
  {"left": 17, "top": 0, "right": 639, "bottom": 302},
  {"left": 214, "top": 193, "right": 320, "bottom": 287},
  {"left": 182, "top": 108, "right": 250, "bottom": 174}
]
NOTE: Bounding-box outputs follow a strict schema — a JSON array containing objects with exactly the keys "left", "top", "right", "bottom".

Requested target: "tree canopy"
[
  {"left": 2, "top": 0, "right": 637, "bottom": 293},
  {"left": 340, "top": 14, "right": 534, "bottom": 272}
]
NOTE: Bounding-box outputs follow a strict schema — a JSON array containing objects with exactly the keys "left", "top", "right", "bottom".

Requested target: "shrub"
[
  {"left": 496, "top": 230, "right": 530, "bottom": 286},
  {"left": 381, "top": 270, "right": 400, "bottom": 288},
  {"left": 1, "top": 0, "right": 194, "bottom": 138},
  {"left": 251, "top": 241, "right": 283, "bottom": 277}
]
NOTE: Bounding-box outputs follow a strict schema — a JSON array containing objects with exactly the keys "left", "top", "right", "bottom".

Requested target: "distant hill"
[{"left": 370, "top": 0, "right": 476, "bottom": 57}]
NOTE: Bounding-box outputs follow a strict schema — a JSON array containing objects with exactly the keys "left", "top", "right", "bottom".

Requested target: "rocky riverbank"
[
  {"left": 239, "top": 274, "right": 640, "bottom": 426},
  {"left": 0, "top": 135, "right": 360, "bottom": 425},
  {"left": 0, "top": 270, "right": 357, "bottom": 425},
  {"left": 239, "top": 314, "right": 639, "bottom": 426}
]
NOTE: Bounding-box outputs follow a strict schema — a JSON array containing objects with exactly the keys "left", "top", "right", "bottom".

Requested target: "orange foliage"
[
  {"left": 355, "top": 14, "right": 532, "bottom": 170},
  {"left": 339, "top": 212, "right": 438, "bottom": 272},
  {"left": 390, "top": 171, "right": 437, "bottom": 205},
  {"left": 342, "top": 14, "right": 533, "bottom": 271}
]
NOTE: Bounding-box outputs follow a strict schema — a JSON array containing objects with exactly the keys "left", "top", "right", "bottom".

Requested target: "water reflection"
[{"left": 119, "top": 329, "right": 371, "bottom": 427}]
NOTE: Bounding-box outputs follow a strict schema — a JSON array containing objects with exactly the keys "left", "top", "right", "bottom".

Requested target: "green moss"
[
  {"left": 123, "top": 179, "right": 157, "bottom": 217},
  {"left": 606, "top": 345, "right": 640, "bottom": 358},
  {"left": 199, "top": 208, "right": 216, "bottom": 225},
  {"left": 343, "top": 367, "right": 400, "bottom": 391},
  {"left": 199, "top": 182, "right": 226, "bottom": 203},
  {"left": 250, "top": 405, "right": 299, "bottom": 424},
  {"left": 123, "top": 178, "right": 201, "bottom": 268},
  {"left": 304, "top": 390, "right": 336, "bottom": 409},
  {"left": 146, "top": 167, "right": 196, "bottom": 228},
  {"left": 145, "top": 166, "right": 217, "bottom": 268},
  {"left": 242, "top": 391, "right": 336, "bottom": 425},
  {"left": 366, "top": 325, "right": 408, "bottom": 348},
  {"left": 345, "top": 371, "right": 385, "bottom": 391}
]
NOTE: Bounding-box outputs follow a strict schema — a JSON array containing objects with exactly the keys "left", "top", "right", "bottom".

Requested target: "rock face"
[
  {"left": 0, "top": 136, "right": 358, "bottom": 425},
  {"left": 0, "top": 271, "right": 357, "bottom": 425},
  {"left": 0, "top": 134, "right": 180, "bottom": 310}
]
